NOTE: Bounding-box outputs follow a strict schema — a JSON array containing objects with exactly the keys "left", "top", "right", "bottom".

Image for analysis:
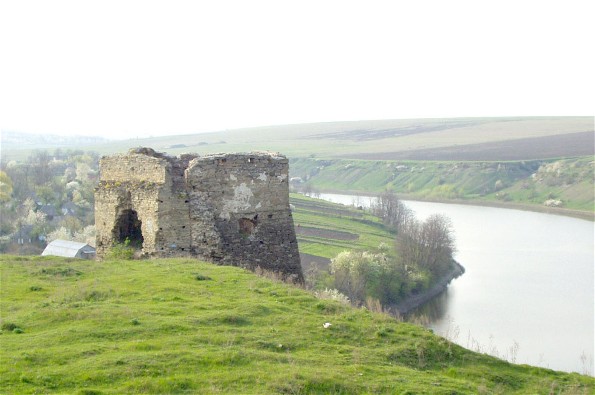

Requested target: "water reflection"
[{"left": 408, "top": 289, "right": 450, "bottom": 322}]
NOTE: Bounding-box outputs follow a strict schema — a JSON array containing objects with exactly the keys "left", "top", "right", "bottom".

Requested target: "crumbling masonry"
[{"left": 95, "top": 148, "right": 303, "bottom": 281}]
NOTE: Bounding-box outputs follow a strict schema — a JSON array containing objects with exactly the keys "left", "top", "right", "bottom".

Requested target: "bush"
[
  {"left": 330, "top": 249, "right": 405, "bottom": 306},
  {"left": 106, "top": 239, "right": 135, "bottom": 260},
  {"left": 1, "top": 322, "right": 18, "bottom": 331}
]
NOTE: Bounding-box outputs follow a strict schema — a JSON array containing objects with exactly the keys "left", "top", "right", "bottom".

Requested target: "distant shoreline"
[{"left": 307, "top": 189, "right": 595, "bottom": 222}]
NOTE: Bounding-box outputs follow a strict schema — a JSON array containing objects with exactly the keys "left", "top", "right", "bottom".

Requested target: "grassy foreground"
[{"left": 1, "top": 256, "right": 594, "bottom": 394}]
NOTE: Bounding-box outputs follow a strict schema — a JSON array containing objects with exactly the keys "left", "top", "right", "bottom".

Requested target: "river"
[{"left": 315, "top": 193, "right": 594, "bottom": 375}]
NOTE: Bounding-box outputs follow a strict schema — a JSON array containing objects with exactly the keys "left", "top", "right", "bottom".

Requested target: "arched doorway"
[{"left": 114, "top": 209, "right": 144, "bottom": 248}]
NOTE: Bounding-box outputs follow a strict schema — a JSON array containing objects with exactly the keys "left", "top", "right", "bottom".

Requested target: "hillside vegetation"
[
  {"left": 1, "top": 255, "right": 594, "bottom": 394},
  {"left": 290, "top": 156, "right": 595, "bottom": 214}
]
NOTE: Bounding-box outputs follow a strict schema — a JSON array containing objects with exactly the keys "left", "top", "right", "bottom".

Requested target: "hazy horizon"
[
  {"left": 3, "top": 115, "right": 594, "bottom": 142},
  {"left": 1, "top": 1, "right": 593, "bottom": 140}
]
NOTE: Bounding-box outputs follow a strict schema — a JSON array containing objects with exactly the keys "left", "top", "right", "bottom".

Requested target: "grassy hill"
[
  {"left": 290, "top": 156, "right": 595, "bottom": 215},
  {"left": 1, "top": 256, "right": 594, "bottom": 394}
]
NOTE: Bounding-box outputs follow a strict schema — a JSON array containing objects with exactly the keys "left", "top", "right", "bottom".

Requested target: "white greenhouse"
[{"left": 41, "top": 240, "right": 96, "bottom": 259}]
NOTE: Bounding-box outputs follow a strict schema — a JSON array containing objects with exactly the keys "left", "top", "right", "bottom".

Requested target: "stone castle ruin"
[{"left": 95, "top": 148, "right": 303, "bottom": 281}]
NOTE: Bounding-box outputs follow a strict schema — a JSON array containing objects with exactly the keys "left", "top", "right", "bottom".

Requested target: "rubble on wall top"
[
  {"left": 128, "top": 147, "right": 174, "bottom": 160},
  {"left": 126, "top": 147, "right": 283, "bottom": 162},
  {"left": 197, "top": 151, "right": 286, "bottom": 161}
]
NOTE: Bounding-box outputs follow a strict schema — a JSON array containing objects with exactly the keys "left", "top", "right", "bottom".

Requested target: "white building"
[{"left": 41, "top": 240, "right": 96, "bottom": 259}]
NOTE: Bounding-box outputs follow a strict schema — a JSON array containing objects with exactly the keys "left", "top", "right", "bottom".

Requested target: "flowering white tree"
[
  {"left": 47, "top": 226, "right": 72, "bottom": 243},
  {"left": 74, "top": 225, "right": 96, "bottom": 247}
]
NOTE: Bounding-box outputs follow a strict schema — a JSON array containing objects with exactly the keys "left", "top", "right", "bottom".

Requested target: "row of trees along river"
[{"left": 312, "top": 191, "right": 461, "bottom": 314}]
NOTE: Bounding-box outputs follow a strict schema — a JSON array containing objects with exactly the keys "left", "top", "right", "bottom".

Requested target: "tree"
[
  {"left": 35, "top": 185, "right": 57, "bottom": 205},
  {"left": 74, "top": 225, "right": 96, "bottom": 247},
  {"left": 47, "top": 227, "right": 72, "bottom": 243},
  {"left": 75, "top": 162, "right": 93, "bottom": 184},
  {"left": 29, "top": 150, "right": 52, "bottom": 185},
  {"left": 330, "top": 249, "right": 405, "bottom": 305},
  {"left": 396, "top": 214, "right": 455, "bottom": 276},
  {"left": 0, "top": 171, "right": 13, "bottom": 203},
  {"left": 331, "top": 251, "right": 372, "bottom": 303},
  {"left": 372, "top": 190, "right": 413, "bottom": 232},
  {"left": 421, "top": 214, "right": 456, "bottom": 274}
]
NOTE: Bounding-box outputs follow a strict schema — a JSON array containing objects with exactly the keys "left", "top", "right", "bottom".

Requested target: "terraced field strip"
[{"left": 290, "top": 194, "right": 395, "bottom": 259}]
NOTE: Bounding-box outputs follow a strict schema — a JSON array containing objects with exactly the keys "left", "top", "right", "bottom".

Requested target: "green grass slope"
[{"left": 1, "top": 256, "right": 593, "bottom": 394}]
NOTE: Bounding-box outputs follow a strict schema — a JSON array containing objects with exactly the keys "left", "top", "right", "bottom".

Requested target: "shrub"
[
  {"left": 1, "top": 322, "right": 18, "bottom": 331},
  {"left": 106, "top": 240, "right": 135, "bottom": 260},
  {"left": 314, "top": 288, "right": 350, "bottom": 305}
]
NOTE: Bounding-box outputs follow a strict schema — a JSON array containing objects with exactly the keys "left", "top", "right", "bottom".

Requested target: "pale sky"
[{"left": 1, "top": 0, "right": 593, "bottom": 139}]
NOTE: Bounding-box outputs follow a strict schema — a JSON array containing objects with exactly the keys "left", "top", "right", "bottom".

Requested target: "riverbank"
[
  {"left": 390, "top": 261, "right": 465, "bottom": 316},
  {"left": 399, "top": 194, "right": 595, "bottom": 222},
  {"left": 307, "top": 188, "right": 595, "bottom": 221},
  {"left": 290, "top": 155, "right": 594, "bottom": 218}
]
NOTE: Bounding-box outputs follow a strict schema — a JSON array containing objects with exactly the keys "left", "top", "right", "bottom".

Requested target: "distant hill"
[
  {"left": 84, "top": 116, "right": 595, "bottom": 161},
  {"left": 2, "top": 117, "right": 593, "bottom": 161}
]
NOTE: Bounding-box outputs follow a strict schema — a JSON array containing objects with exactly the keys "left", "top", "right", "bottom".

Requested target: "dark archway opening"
[{"left": 115, "top": 209, "right": 144, "bottom": 248}]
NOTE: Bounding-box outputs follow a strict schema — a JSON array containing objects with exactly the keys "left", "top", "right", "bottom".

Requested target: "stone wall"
[{"left": 95, "top": 148, "right": 303, "bottom": 281}]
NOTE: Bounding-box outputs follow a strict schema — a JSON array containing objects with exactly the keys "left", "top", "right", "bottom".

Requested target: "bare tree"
[
  {"left": 396, "top": 214, "right": 455, "bottom": 276},
  {"left": 29, "top": 150, "right": 52, "bottom": 185},
  {"left": 372, "top": 190, "right": 413, "bottom": 232}
]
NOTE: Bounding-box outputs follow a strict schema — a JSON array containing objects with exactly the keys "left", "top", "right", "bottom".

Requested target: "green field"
[
  {"left": 1, "top": 255, "right": 593, "bottom": 394},
  {"left": 290, "top": 193, "right": 395, "bottom": 259}
]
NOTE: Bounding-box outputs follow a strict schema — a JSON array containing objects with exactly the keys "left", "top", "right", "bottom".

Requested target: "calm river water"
[{"left": 316, "top": 193, "right": 594, "bottom": 375}]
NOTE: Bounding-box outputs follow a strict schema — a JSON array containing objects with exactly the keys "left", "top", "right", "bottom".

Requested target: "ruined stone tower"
[{"left": 95, "top": 148, "right": 303, "bottom": 281}]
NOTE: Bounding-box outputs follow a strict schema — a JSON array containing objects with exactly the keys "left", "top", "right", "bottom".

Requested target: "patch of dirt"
[
  {"left": 305, "top": 120, "right": 479, "bottom": 141},
  {"left": 294, "top": 226, "right": 359, "bottom": 241},
  {"left": 299, "top": 253, "right": 331, "bottom": 272}
]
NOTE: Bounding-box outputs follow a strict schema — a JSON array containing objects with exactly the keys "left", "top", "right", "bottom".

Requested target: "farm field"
[
  {"left": 290, "top": 193, "right": 395, "bottom": 269},
  {"left": 347, "top": 131, "right": 594, "bottom": 161},
  {"left": 2, "top": 116, "right": 592, "bottom": 161},
  {"left": 1, "top": 255, "right": 593, "bottom": 394}
]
